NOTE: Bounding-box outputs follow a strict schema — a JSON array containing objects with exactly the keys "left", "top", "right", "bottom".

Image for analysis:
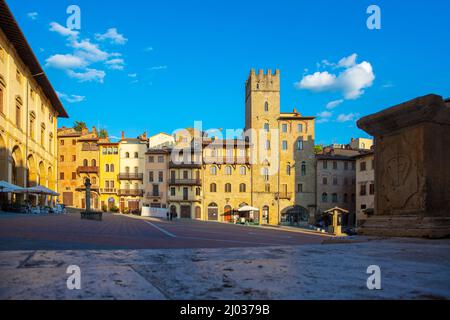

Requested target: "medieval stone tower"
[{"left": 245, "top": 69, "right": 317, "bottom": 225}]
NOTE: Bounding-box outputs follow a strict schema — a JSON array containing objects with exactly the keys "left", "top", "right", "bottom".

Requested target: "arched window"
[
  {"left": 210, "top": 166, "right": 217, "bottom": 175},
  {"left": 239, "top": 183, "right": 246, "bottom": 193},
  {"left": 264, "top": 123, "right": 270, "bottom": 132},
  {"left": 332, "top": 193, "right": 338, "bottom": 203},
  {"left": 92, "top": 177, "right": 97, "bottom": 185},
  {"left": 105, "top": 164, "right": 110, "bottom": 172},
  {"left": 196, "top": 187, "right": 201, "bottom": 196},
  {"left": 286, "top": 163, "right": 291, "bottom": 176},
  {"left": 239, "top": 166, "right": 246, "bottom": 175},
  {"left": 210, "top": 183, "right": 217, "bottom": 192},
  {"left": 83, "top": 159, "right": 88, "bottom": 166},
  {"left": 110, "top": 164, "right": 115, "bottom": 172},
  {"left": 225, "top": 183, "right": 231, "bottom": 193},
  {"left": 262, "top": 167, "right": 269, "bottom": 181},
  {"left": 301, "top": 162, "right": 306, "bottom": 176},
  {"left": 264, "top": 101, "right": 269, "bottom": 112},
  {"left": 262, "top": 206, "right": 269, "bottom": 224},
  {"left": 91, "top": 159, "right": 96, "bottom": 167},
  {"left": 125, "top": 152, "right": 130, "bottom": 158},
  {"left": 225, "top": 166, "right": 232, "bottom": 175},
  {"left": 125, "top": 166, "right": 130, "bottom": 173},
  {"left": 134, "top": 152, "right": 138, "bottom": 158},
  {"left": 322, "top": 177, "right": 328, "bottom": 185},
  {"left": 322, "top": 193, "right": 328, "bottom": 203}
]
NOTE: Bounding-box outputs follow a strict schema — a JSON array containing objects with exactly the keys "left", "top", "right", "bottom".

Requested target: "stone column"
[{"left": 357, "top": 94, "right": 450, "bottom": 238}]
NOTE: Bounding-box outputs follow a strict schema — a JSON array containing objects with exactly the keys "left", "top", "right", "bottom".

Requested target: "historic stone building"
[
  {"left": 201, "top": 138, "right": 252, "bottom": 222},
  {"left": 144, "top": 148, "right": 169, "bottom": 209},
  {"left": 354, "top": 150, "right": 375, "bottom": 226},
  {"left": 57, "top": 127, "right": 101, "bottom": 210},
  {"left": 0, "top": 2, "right": 68, "bottom": 205},
  {"left": 244, "top": 69, "right": 316, "bottom": 225},
  {"left": 118, "top": 132, "right": 147, "bottom": 213},
  {"left": 315, "top": 147, "right": 360, "bottom": 226},
  {"left": 98, "top": 140, "right": 120, "bottom": 211},
  {"left": 148, "top": 132, "right": 174, "bottom": 149}
]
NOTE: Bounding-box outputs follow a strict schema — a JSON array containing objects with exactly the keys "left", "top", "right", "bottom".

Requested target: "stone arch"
[
  {"left": 281, "top": 205, "right": 309, "bottom": 224},
  {"left": 38, "top": 161, "right": 46, "bottom": 186},
  {"left": 11, "top": 145, "right": 24, "bottom": 186},
  {"left": 0, "top": 133, "right": 7, "bottom": 181},
  {"left": 26, "top": 154, "right": 38, "bottom": 187}
]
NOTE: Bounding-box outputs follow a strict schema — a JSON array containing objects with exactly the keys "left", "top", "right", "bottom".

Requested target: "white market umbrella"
[
  {"left": 238, "top": 205, "right": 260, "bottom": 212},
  {"left": 26, "top": 185, "right": 59, "bottom": 196}
]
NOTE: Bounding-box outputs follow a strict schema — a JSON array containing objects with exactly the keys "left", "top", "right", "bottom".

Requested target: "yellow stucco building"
[
  {"left": 0, "top": 2, "right": 68, "bottom": 205},
  {"left": 99, "top": 140, "right": 120, "bottom": 211}
]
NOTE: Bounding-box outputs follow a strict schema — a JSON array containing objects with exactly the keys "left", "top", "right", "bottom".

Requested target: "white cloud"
[
  {"left": 67, "top": 68, "right": 106, "bottom": 83},
  {"left": 46, "top": 54, "right": 87, "bottom": 69},
  {"left": 326, "top": 99, "right": 344, "bottom": 110},
  {"left": 295, "top": 71, "right": 336, "bottom": 91},
  {"left": 295, "top": 53, "right": 375, "bottom": 100},
  {"left": 49, "top": 22, "right": 78, "bottom": 39},
  {"left": 337, "top": 53, "right": 357, "bottom": 68},
  {"left": 27, "top": 12, "right": 38, "bottom": 20},
  {"left": 106, "top": 58, "right": 125, "bottom": 70},
  {"left": 70, "top": 39, "right": 109, "bottom": 63},
  {"left": 57, "top": 91, "right": 86, "bottom": 103},
  {"left": 150, "top": 65, "right": 167, "bottom": 70},
  {"left": 316, "top": 110, "right": 333, "bottom": 124},
  {"left": 128, "top": 73, "right": 137, "bottom": 78},
  {"left": 95, "top": 28, "right": 128, "bottom": 45},
  {"left": 336, "top": 113, "right": 359, "bottom": 122}
]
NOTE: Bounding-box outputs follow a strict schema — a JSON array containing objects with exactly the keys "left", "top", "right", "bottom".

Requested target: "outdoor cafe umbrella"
[
  {"left": 237, "top": 205, "right": 260, "bottom": 212},
  {"left": 0, "top": 180, "right": 25, "bottom": 193}
]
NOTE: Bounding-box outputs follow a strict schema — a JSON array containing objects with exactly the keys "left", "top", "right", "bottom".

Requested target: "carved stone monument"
[{"left": 357, "top": 94, "right": 450, "bottom": 238}]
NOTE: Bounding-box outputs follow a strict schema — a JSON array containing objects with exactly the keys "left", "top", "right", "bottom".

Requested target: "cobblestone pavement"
[
  {"left": 0, "top": 238, "right": 449, "bottom": 299},
  {"left": 1, "top": 212, "right": 449, "bottom": 300},
  {"left": 0, "top": 211, "right": 327, "bottom": 251}
]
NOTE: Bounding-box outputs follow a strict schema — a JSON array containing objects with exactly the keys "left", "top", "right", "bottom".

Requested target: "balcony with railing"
[
  {"left": 275, "top": 192, "right": 293, "bottom": 200},
  {"left": 117, "top": 173, "right": 144, "bottom": 180},
  {"left": 146, "top": 192, "right": 162, "bottom": 199},
  {"left": 77, "top": 166, "right": 99, "bottom": 174},
  {"left": 118, "top": 189, "right": 144, "bottom": 197},
  {"left": 100, "top": 188, "right": 117, "bottom": 194},
  {"left": 169, "top": 161, "right": 202, "bottom": 169},
  {"left": 169, "top": 178, "right": 202, "bottom": 186},
  {"left": 168, "top": 194, "right": 202, "bottom": 202}
]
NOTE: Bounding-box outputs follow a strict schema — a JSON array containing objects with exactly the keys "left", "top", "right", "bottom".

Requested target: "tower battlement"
[{"left": 246, "top": 68, "right": 280, "bottom": 94}]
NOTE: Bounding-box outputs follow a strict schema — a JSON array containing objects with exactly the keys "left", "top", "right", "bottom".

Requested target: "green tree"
[
  {"left": 314, "top": 145, "right": 324, "bottom": 154},
  {"left": 99, "top": 129, "right": 108, "bottom": 139},
  {"left": 73, "top": 121, "right": 87, "bottom": 132}
]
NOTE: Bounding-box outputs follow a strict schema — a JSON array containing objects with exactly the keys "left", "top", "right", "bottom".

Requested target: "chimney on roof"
[
  {"left": 121, "top": 131, "right": 125, "bottom": 140},
  {"left": 92, "top": 126, "right": 97, "bottom": 135}
]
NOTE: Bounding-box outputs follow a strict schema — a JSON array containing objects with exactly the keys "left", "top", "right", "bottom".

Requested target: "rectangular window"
[
  {"left": 72, "top": 172, "right": 76, "bottom": 180},
  {"left": 183, "top": 170, "right": 189, "bottom": 179},
  {"left": 60, "top": 172, "right": 64, "bottom": 180},
  {"left": 158, "top": 171, "right": 163, "bottom": 182},
  {"left": 60, "top": 156, "right": 64, "bottom": 162},
  {"left": 149, "top": 171, "right": 154, "bottom": 182},
  {"left": 170, "top": 187, "right": 176, "bottom": 196},
  {"left": 60, "top": 139, "right": 64, "bottom": 146},
  {"left": 72, "top": 155, "right": 76, "bottom": 161},
  {"left": 360, "top": 161, "right": 367, "bottom": 171},
  {"left": 333, "top": 177, "right": 338, "bottom": 185},
  {"left": 297, "top": 124, "right": 303, "bottom": 132},
  {"left": 323, "top": 161, "right": 328, "bottom": 169},
  {"left": 148, "top": 156, "right": 154, "bottom": 163},
  {"left": 297, "top": 183, "right": 303, "bottom": 193},
  {"left": 282, "top": 124, "right": 288, "bottom": 133},
  {"left": 72, "top": 139, "right": 76, "bottom": 145},
  {"left": 158, "top": 156, "right": 164, "bottom": 163},
  {"left": 296, "top": 140, "right": 303, "bottom": 150},
  {"left": 344, "top": 162, "right": 348, "bottom": 170},
  {"left": 333, "top": 161, "right": 338, "bottom": 170},
  {"left": 360, "top": 184, "right": 367, "bottom": 196},
  {"left": 282, "top": 140, "right": 288, "bottom": 150},
  {"left": 369, "top": 183, "right": 375, "bottom": 195}
]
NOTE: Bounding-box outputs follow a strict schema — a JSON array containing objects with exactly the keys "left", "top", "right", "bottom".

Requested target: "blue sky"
[{"left": 9, "top": 0, "right": 450, "bottom": 145}]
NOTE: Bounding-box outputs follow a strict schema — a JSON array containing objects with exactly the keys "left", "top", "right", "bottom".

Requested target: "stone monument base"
[
  {"left": 358, "top": 215, "right": 450, "bottom": 238},
  {"left": 81, "top": 211, "right": 103, "bottom": 221}
]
